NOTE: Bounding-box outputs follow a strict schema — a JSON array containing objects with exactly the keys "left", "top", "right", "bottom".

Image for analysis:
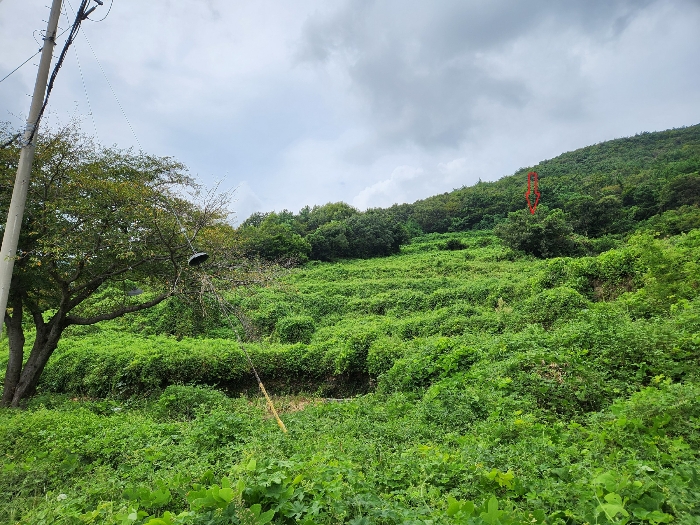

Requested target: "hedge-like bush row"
[{"left": 38, "top": 334, "right": 338, "bottom": 397}]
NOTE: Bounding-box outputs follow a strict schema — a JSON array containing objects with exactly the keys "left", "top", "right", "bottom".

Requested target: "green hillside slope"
[
  {"left": 2, "top": 228, "right": 699, "bottom": 524},
  {"left": 236, "top": 124, "right": 700, "bottom": 261},
  {"left": 2, "top": 125, "right": 700, "bottom": 524},
  {"left": 398, "top": 124, "right": 700, "bottom": 234}
]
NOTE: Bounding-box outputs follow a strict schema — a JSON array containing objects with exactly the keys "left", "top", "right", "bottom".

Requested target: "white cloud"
[
  {"left": 1, "top": 0, "right": 699, "bottom": 220},
  {"left": 230, "top": 181, "right": 263, "bottom": 226},
  {"left": 438, "top": 157, "right": 467, "bottom": 176},
  {"left": 352, "top": 165, "right": 423, "bottom": 210}
]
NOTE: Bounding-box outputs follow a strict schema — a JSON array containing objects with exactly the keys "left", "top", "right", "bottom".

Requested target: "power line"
[
  {"left": 0, "top": 27, "right": 71, "bottom": 84},
  {"left": 0, "top": 51, "right": 41, "bottom": 84},
  {"left": 86, "top": 0, "right": 113, "bottom": 22},
  {"left": 62, "top": 5, "right": 99, "bottom": 143},
  {"left": 65, "top": 0, "right": 143, "bottom": 150},
  {"left": 82, "top": 32, "right": 142, "bottom": 150},
  {"left": 25, "top": 0, "right": 92, "bottom": 146}
]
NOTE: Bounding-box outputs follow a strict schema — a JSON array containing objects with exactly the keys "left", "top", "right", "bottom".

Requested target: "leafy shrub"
[
  {"left": 366, "top": 336, "right": 404, "bottom": 377},
  {"left": 238, "top": 215, "right": 311, "bottom": 262},
  {"left": 418, "top": 376, "right": 489, "bottom": 433},
  {"left": 377, "top": 337, "right": 478, "bottom": 392},
  {"left": 518, "top": 286, "right": 589, "bottom": 328},
  {"left": 249, "top": 302, "right": 292, "bottom": 336},
  {"left": 640, "top": 204, "right": 700, "bottom": 236},
  {"left": 307, "top": 212, "right": 407, "bottom": 260},
  {"left": 274, "top": 316, "right": 315, "bottom": 344},
  {"left": 307, "top": 220, "right": 351, "bottom": 260},
  {"left": 322, "top": 321, "right": 382, "bottom": 374},
  {"left": 501, "top": 351, "right": 612, "bottom": 415},
  {"left": 494, "top": 206, "right": 581, "bottom": 258},
  {"left": 189, "top": 406, "right": 256, "bottom": 450},
  {"left": 661, "top": 173, "right": 700, "bottom": 209},
  {"left": 153, "top": 385, "right": 229, "bottom": 421},
  {"left": 38, "top": 333, "right": 334, "bottom": 397},
  {"left": 537, "top": 248, "right": 642, "bottom": 301},
  {"left": 443, "top": 238, "right": 467, "bottom": 250},
  {"left": 599, "top": 381, "right": 700, "bottom": 448}
]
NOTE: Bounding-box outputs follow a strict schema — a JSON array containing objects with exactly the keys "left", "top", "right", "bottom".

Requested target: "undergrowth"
[{"left": 1, "top": 230, "right": 699, "bottom": 524}]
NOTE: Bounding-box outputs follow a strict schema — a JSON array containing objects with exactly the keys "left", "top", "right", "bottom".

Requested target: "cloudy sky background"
[{"left": 1, "top": 0, "right": 699, "bottom": 223}]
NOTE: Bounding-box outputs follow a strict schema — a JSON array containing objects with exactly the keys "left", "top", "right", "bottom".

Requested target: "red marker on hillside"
[{"left": 525, "top": 171, "right": 540, "bottom": 214}]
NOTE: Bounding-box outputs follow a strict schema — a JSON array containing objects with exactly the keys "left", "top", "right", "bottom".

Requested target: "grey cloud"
[{"left": 298, "top": 0, "right": 659, "bottom": 149}]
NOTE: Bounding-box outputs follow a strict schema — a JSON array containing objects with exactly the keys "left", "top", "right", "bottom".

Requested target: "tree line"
[{"left": 237, "top": 124, "right": 700, "bottom": 261}]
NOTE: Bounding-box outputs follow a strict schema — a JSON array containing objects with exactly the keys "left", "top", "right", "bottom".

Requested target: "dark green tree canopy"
[
  {"left": 0, "top": 124, "right": 233, "bottom": 406},
  {"left": 494, "top": 206, "right": 580, "bottom": 258}
]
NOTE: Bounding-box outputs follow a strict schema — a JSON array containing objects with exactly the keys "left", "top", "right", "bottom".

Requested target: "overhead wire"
[
  {"left": 65, "top": 0, "right": 142, "bottom": 150},
  {"left": 0, "top": 50, "right": 41, "bottom": 84},
  {"left": 61, "top": 4, "right": 99, "bottom": 143},
  {"left": 25, "top": 0, "right": 91, "bottom": 146},
  {"left": 86, "top": 0, "right": 114, "bottom": 22},
  {"left": 0, "top": 27, "right": 72, "bottom": 84}
]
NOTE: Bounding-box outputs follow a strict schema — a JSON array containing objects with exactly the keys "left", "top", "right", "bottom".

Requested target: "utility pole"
[{"left": 0, "top": 0, "right": 63, "bottom": 332}]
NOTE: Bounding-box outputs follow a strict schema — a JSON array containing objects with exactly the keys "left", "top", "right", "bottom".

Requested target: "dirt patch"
[{"left": 591, "top": 276, "right": 636, "bottom": 301}]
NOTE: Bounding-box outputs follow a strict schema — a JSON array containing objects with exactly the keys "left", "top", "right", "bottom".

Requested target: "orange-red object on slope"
[{"left": 525, "top": 171, "right": 540, "bottom": 214}]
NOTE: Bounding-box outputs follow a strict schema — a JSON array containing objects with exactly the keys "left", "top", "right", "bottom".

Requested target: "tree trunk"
[
  {"left": 8, "top": 323, "right": 62, "bottom": 407},
  {"left": 1, "top": 294, "right": 25, "bottom": 407}
]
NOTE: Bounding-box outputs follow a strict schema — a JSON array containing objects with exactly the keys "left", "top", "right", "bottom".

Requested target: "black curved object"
[{"left": 188, "top": 252, "right": 209, "bottom": 266}]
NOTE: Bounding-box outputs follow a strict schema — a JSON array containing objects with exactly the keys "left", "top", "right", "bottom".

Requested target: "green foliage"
[
  {"left": 238, "top": 214, "right": 311, "bottom": 263},
  {"left": 443, "top": 238, "right": 467, "bottom": 250},
  {"left": 2, "top": 378, "right": 699, "bottom": 524},
  {"left": 640, "top": 205, "right": 700, "bottom": 236},
  {"left": 3, "top": 227, "right": 700, "bottom": 524},
  {"left": 661, "top": 172, "right": 700, "bottom": 209},
  {"left": 153, "top": 385, "right": 229, "bottom": 421},
  {"left": 189, "top": 407, "right": 255, "bottom": 450},
  {"left": 418, "top": 376, "right": 489, "bottom": 433},
  {"left": 297, "top": 201, "right": 359, "bottom": 233},
  {"left": 36, "top": 332, "right": 333, "bottom": 397},
  {"left": 518, "top": 286, "right": 589, "bottom": 327},
  {"left": 274, "top": 316, "right": 315, "bottom": 344},
  {"left": 494, "top": 206, "right": 580, "bottom": 258},
  {"left": 306, "top": 212, "right": 406, "bottom": 260},
  {"left": 366, "top": 336, "right": 404, "bottom": 376},
  {"left": 307, "top": 220, "right": 351, "bottom": 260}
]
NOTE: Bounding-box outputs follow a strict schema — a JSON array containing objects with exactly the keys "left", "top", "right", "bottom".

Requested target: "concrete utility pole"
[{"left": 0, "top": 0, "right": 63, "bottom": 332}]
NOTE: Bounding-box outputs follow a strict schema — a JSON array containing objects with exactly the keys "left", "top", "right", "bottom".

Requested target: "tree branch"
[
  {"left": 65, "top": 291, "right": 172, "bottom": 326},
  {"left": 24, "top": 294, "right": 46, "bottom": 332}
]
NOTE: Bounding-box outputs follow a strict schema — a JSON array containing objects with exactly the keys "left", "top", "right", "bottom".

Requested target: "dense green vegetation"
[
  {"left": 236, "top": 125, "right": 700, "bottom": 261},
  {"left": 0, "top": 123, "right": 243, "bottom": 407},
  {"left": 2, "top": 225, "right": 699, "bottom": 524},
  {"left": 1, "top": 125, "right": 700, "bottom": 524}
]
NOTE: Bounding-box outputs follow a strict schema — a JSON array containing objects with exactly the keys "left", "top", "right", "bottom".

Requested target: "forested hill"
[
  {"left": 237, "top": 124, "right": 700, "bottom": 261},
  {"left": 400, "top": 123, "right": 700, "bottom": 234}
]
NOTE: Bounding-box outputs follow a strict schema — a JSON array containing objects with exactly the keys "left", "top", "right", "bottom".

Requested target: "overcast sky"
[{"left": 2, "top": 0, "right": 699, "bottom": 223}]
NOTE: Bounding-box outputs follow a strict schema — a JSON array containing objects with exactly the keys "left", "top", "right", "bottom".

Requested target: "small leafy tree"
[
  {"left": 297, "top": 201, "right": 358, "bottom": 233},
  {"left": 0, "top": 124, "right": 237, "bottom": 407},
  {"left": 307, "top": 220, "right": 351, "bottom": 261},
  {"left": 494, "top": 206, "right": 580, "bottom": 258},
  {"left": 238, "top": 214, "right": 311, "bottom": 263},
  {"left": 344, "top": 212, "right": 407, "bottom": 258}
]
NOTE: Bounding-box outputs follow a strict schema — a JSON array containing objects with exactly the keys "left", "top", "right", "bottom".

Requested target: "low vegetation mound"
[{"left": 2, "top": 228, "right": 699, "bottom": 524}]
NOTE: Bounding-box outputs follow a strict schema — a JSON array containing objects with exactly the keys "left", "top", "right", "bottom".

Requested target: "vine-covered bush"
[
  {"left": 153, "top": 385, "right": 229, "bottom": 421},
  {"left": 274, "top": 316, "right": 316, "bottom": 344}
]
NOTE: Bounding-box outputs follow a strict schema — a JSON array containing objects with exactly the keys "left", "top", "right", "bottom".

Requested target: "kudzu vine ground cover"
[{"left": 1, "top": 230, "right": 699, "bottom": 524}]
